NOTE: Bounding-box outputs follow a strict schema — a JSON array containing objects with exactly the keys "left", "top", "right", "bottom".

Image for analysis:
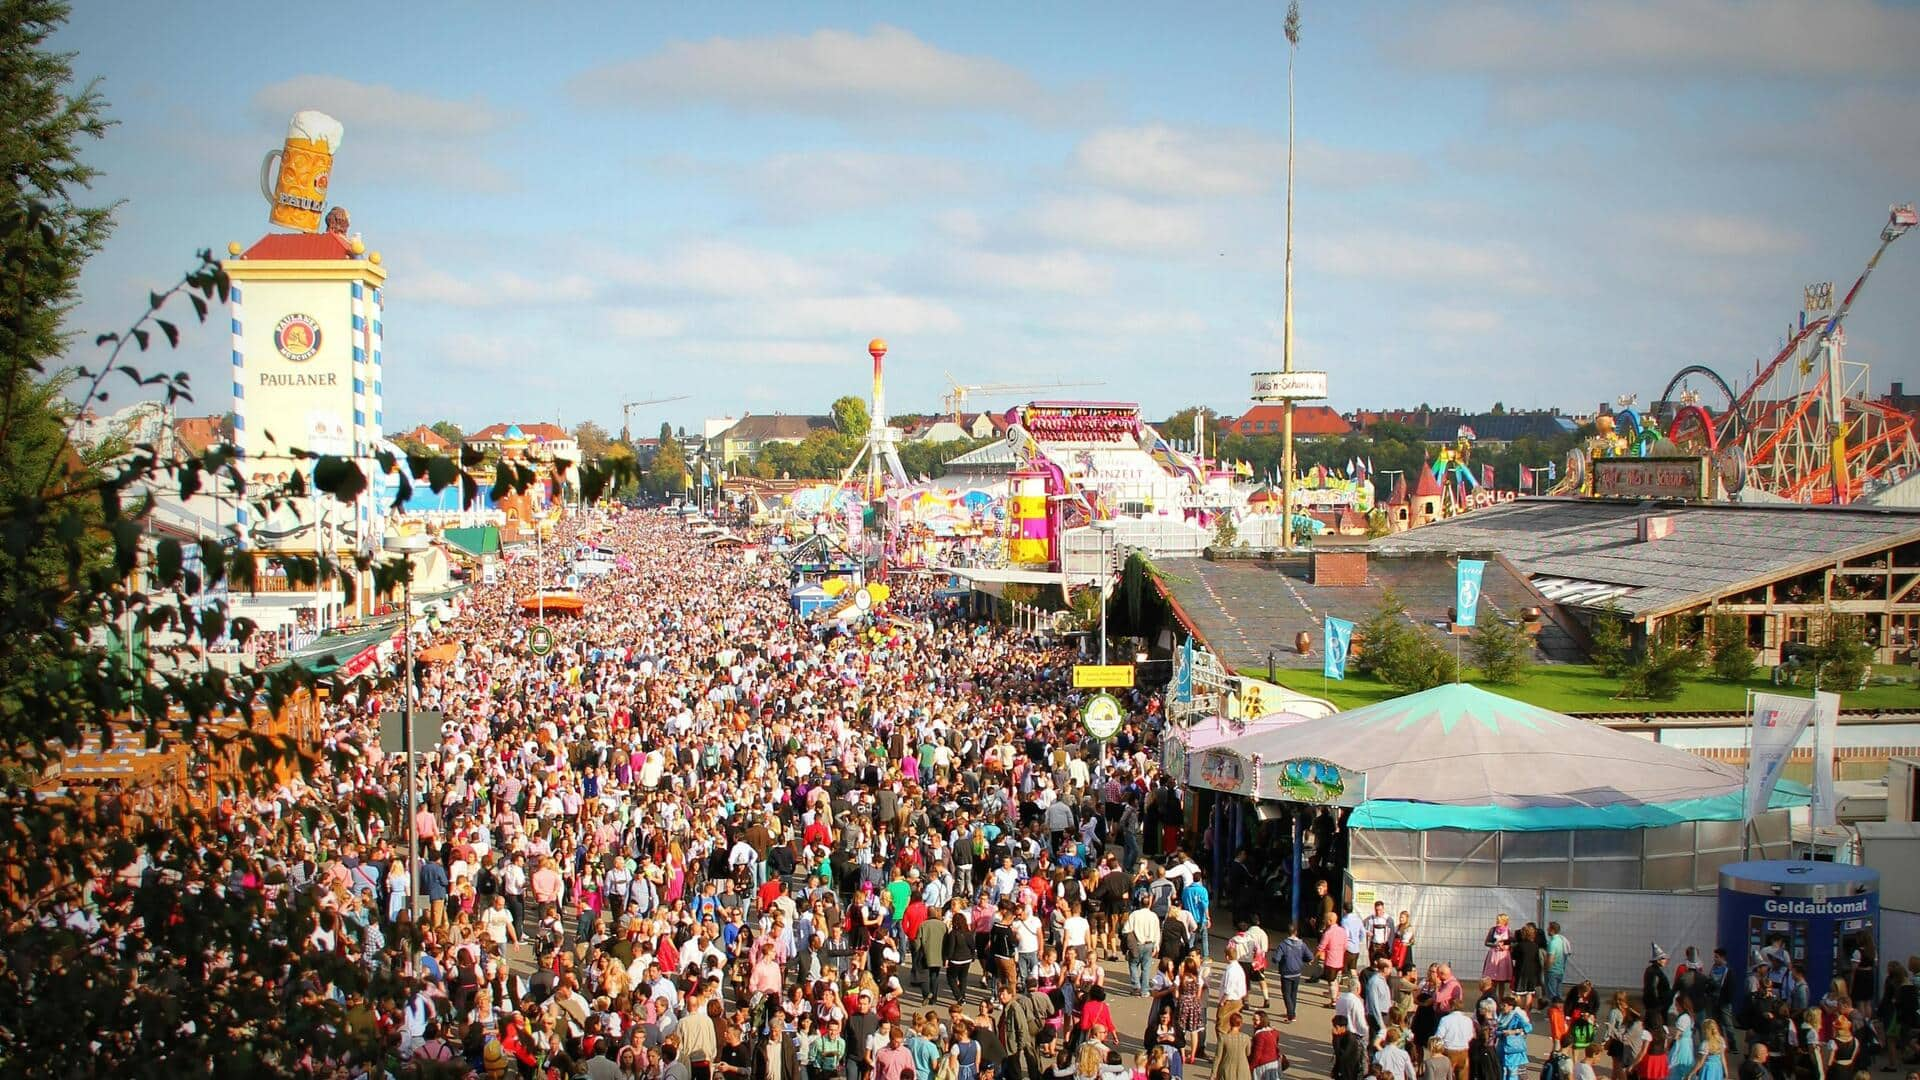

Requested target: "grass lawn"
[{"left": 1265, "top": 662, "right": 1920, "bottom": 714}]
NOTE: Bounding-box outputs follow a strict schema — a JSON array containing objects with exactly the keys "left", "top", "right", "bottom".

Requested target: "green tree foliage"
[
  {"left": 1160, "top": 405, "right": 1219, "bottom": 447},
  {"left": 1708, "top": 612, "right": 1757, "bottom": 682},
  {"left": 1587, "top": 606, "right": 1633, "bottom": 676},
  {"left": 1470, "top": 616, "right": 1533, "bottom": 684},
  {"left": 831, "top": 394, "right": 869, "bottom": 437},
  {"left": 1813, "top": 613, "right": 1874, "bottom": 690},
  {"left": 1353, "top": 590, "right": 1456, "bottom": 690},
  {"left": 647, "top": 432, "right": 688, "bottom": 493},
  {"left": 1620, "top": 620, "right": 1703, "bottom": 700},
  {"left": 0, "top": 16, "right": 639, "bottom": 1070},
  {"left": 898, "top": 436, "right": 991, "bottom": 482},
  {"left": 427, "top": 419, "right": 463, "bottom": 446},
  {"left": 572, "top": 419, "right": 612, "bottom": 461}
]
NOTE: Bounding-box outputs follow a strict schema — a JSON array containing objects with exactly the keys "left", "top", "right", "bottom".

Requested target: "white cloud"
[
  {"left": 596, "top": 241, "right": 837, "bottom": 298},
  {"left": 606, "top": 308, "right": 687, "bottom": 339},
  {"left": 1629, "top": 213, "right": 1807, "bottom": 259},
  {"left": 1074, "top": 124, "right": 1423, "bottom": 198},
  {"left": 1075, "top": 125, "right": 1276, "bottom": 198},
  {"left": 944, "top": 250, "right": 1114, "bottom": 296},
  {"left": 409, "top": 268, "right": 599, "bottom": 307},
  {"left": 1312, "top": 231, "right": 1553, "bottom": 294},
  {"left": 1415, "top": 306, "right": 1505, "bottom": 335},
  {"left": 1027, "top": 195, "right": 1208, "bottom": 255},
  {"left": 736, "top": 294, "right": 963, "bottom": 338},
  {"left": 1047, "top": 309, "right": 1209, "bottom": 337},
  {"left": 736, "top": 150, "right": 983, "bottom": 220},
  {"left": 250, "top": 76, "right": 518, "bottom": 193},
  {"left": 254, "top": 75, "right": 509, "bottom": 136},
  {"left": 571, "top": 25, "right": 1091, "bottom": 123},
  {"left": 933, "top": 209, "right": 986, "bottom": 244},
  {"left": 1399, "top": 0, "right": 1920, "bottom": 78},
  {"left": 681, "top": 340, "right": 853, "bottom": 367}
]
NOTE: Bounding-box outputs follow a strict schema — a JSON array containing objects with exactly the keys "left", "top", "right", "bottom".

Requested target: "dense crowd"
[{"left": 18, "top": 507, "right": 1920, "bottom": 1080}]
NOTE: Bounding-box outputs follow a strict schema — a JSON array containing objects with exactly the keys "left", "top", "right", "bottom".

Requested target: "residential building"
[
  {"left": 714, "top": 413, "right": 835, "bottom": 466},
  {"left": 393, "top": 424, "right": 453, "bottom": 453},
  {"left": 1228, "top": 404, "right": 1352, "bottom": 438}
]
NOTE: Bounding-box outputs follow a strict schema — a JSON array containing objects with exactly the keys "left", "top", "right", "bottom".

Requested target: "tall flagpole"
[{"left": 1280, "top": 1, "right": 1301, "bottom": 551}]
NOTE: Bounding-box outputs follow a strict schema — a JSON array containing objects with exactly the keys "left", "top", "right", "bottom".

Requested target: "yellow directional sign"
[{"left": 1073, "top": 664, "right": 1135, "bottom": 689}]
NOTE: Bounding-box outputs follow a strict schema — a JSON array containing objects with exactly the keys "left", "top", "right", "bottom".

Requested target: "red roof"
[
  {"left": 173, "top": 416, "right": 225, "bottom": 454},
  {"left": 470, "top": 422, "right": 571, "bottom": 443},
  {"left": 1230, "top": 405, "right": 1351, "bottom": 437},
  {"left": 398, "top": 425, "right": 453, "bottom": 450},
  {"left": 240, "top": 232, "right": 355, "bottom": 260},
  {"left": 1413, "top": 464, "right": 1444, "bottom": 497}
]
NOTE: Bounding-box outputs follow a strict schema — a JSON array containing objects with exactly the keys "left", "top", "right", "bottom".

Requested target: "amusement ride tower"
[{"left": 840, "top": 338, "right": 910, "bottom": 500}]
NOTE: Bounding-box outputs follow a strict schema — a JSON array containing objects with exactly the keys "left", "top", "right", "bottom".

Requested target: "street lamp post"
[
  {"left": 383, "top": 532, "right": 429, "bottom": 916},
  {"left": 1094, "top": 520, "right": 1119, "bottom": 666}
]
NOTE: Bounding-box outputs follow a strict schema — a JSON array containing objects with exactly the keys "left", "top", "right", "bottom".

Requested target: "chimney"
[{"left": 1638, "top": 515, "right": 1676, "bottom": 543}]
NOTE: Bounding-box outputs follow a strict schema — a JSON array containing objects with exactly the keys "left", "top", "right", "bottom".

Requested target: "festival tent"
[{"left": 1207, "top": 682, "right": 1807, "bottom": 831}]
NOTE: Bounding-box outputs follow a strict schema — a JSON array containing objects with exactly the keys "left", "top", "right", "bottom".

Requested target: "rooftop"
[
  {"left": 1372, "top": 497, "right": 1920, "bottom": 618},
  {"left": 722, "top": 414, "right": 835, "bottom": 441},
  {"left": 239, "top": 232, "right": 356, "bottom": 260},
  {"left": 1152, "top": 551, "right": 1584, "bottom": 671}
]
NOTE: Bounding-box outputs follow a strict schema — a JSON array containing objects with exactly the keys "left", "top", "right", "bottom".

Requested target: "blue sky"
[{"left": 57, "top": 1, "right": 1920, "bottom": 434}]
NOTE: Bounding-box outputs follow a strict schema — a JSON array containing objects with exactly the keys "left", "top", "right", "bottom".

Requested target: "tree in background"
[
  {"left": 428, "top": 419, "right": 464, "bottom": 446},
  {"left": 1353, "top": 590, "right": 1456, "bottom": 690},
  {"left": 1621, "top": 620, "right": 1704, "bottom": 700},
  {"left": 1161, "top": 405, "right": 1220, "bottom": 447},
  {"left": 1708, "top": 612, "right": 1757, "bottom": 682},
  {"left": 1813, "top": 613, "right": 1873, "bottom": 690},
  {"left": 572, "top": 418, "right": 612, "bottom": 461},
  {"left": 898, "top": 436, "right": 991, "bottom": 481},
  {"left": 831, "top": 394, "right": 869, "bottom": 437},
  {"left": 647, "top": 431, "right": 688, "bottom": 493},
  {"left": 1470, "top": 616, "right": 1533, "bottom": 684},
  {"left": 1587, "top": 606, "right": 1633, "bottom": 676}
]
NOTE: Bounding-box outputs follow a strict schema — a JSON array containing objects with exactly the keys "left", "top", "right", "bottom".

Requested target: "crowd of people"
[{"left": 22, "top": 505, "right": 1920, "bottom": 1080}]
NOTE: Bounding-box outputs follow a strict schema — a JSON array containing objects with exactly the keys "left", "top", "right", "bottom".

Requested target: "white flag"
[
  {"left": 1745, "top": 692, "right": 1815, "bottom": 821},
  {"left": 1810, "top": 690, "right": 1841, "bottom": 827}
]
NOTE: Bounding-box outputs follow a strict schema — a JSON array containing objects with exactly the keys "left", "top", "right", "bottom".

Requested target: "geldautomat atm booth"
[{"left": 1717, "top": 861, "right": 1879, "bottom": 1004}]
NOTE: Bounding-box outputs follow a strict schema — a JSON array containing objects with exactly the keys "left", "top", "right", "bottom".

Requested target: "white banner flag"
[
  {"left": 1810, "top": 690, "right": 1841, "bottom": 827},
  {"left": 1745, "top": 691, "right": 1816, "bottom": 821}
]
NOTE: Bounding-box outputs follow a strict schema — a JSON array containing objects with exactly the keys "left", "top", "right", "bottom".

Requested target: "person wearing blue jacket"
[
  {"left": 1495, "top": 996, "right": 1533, "bottom": 1080},
  {"left": 1271, "top": 923, "right": 1314, "bottom": 1023}
]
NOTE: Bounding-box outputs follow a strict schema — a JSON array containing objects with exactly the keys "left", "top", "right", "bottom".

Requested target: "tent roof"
[
  {"left": 1221, "top": 683, "right": 1807, "bottom": 830},
  {"left": 442, "top": 525, "right": 500, "bottom": 557}
]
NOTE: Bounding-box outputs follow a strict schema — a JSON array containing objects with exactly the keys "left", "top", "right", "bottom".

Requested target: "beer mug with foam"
[{"left": 260, "top": 110, "right": 344, "bottom": 232}]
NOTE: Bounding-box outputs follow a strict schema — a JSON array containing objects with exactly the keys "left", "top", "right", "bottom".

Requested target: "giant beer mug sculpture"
[{"left": 260, "top": 111, "right": 344, "bottom": 232}]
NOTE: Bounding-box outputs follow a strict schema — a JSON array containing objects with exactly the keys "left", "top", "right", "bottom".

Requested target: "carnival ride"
[{"left": 1562, "top": 203, "right": 1918, "bottom": 503}]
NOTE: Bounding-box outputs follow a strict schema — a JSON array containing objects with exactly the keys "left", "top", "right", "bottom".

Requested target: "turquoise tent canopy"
[{"left": 1223, "top": 683, "right": 1810, "bottom": 831}]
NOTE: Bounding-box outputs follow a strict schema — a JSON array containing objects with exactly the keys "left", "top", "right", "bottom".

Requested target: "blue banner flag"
[
  {"left": 1324, "top": 617, "right": 1354, "bottom": 680},
  {"left": 1456, "top": 559, "right": 1487, "bottom": 628}
]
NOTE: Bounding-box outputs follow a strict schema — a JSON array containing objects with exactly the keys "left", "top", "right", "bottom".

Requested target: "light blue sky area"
[{"left": 57, "top": 1, "right": 1920, "bottom": 434}]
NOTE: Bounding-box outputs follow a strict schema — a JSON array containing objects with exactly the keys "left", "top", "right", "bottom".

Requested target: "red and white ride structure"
[{"left": 1662, "top": 203, "right": 1918, "bottom": 504}]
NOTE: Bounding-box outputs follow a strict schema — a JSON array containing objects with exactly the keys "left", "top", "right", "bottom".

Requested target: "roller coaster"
[{"left": 1604, "top": 204, "right": 1919, "bottom": 504}]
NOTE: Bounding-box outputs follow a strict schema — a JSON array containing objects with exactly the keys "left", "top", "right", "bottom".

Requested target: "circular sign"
[
  {"left": 528, "top": 624, "right": 554, "bottom": 657},
  {"left": 853, "top": 588, "right": 873, "bottom": 611},
  {"left": 273, "top": 313, "right": 323, "bottom": 362},
  {"left": 1081, "top": 692, "right": 1125, "bottom": 740}
]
